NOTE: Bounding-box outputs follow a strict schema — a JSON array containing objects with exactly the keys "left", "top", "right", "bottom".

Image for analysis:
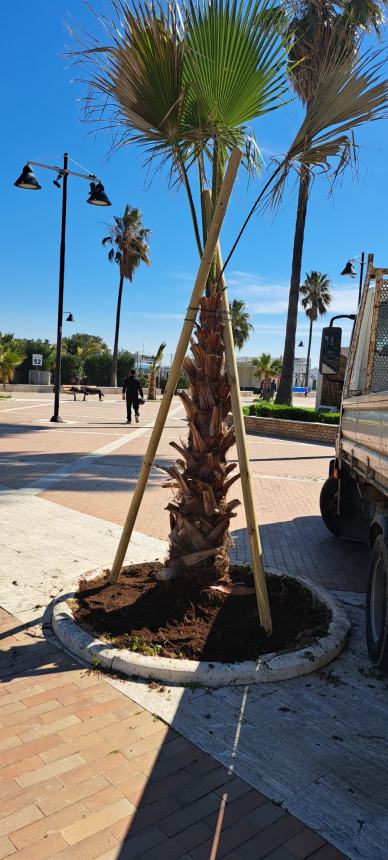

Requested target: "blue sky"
[{"left": 1, "top": 1, "right": 388, "bottom": 366}]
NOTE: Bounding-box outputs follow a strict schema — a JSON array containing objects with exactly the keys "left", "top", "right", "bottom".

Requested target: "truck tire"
[
  {"left": 320, "top": 477, "right": 340, "bottom": 537},
  {"left": 366, "top": 535, "right": 388, "bottom": 669}
]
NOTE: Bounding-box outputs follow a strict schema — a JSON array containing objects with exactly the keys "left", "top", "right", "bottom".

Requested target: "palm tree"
[
  {"left": 76, "top": 342, "right": 103, "bottom": 380},
  {"left": 103, "top": 206, "right": 150, "bottom": 387},
  {"left": 0, "top": 333, "right": 24, "bottom": 387},
  {"left": 300, "top": 271, "right": 332, "bottom": 386},
  {"left": 74, "top": 0, "right": 388, "bottom": 587},
  {"left": 252, "top": 353, "right": 282, "bottom": 383},
  {"left": 230, "top": 300, "right": 254, "bottom": 351},
  {"left": 148, "top": 341, "right": 166, "bottom": 400},
  {"left": 276, "top": 0, "right": 388, "bottom": 405}
]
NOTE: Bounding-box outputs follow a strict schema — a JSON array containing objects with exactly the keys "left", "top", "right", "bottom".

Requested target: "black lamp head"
[
  {"left": 65, "top": 313, "right": 74, "bottom": 323},
  {"left": 341, "top": 260, "right": 357, "bottom": 278},
  {"left": 14, "top": 163, "right": 41, "bottom": 190},
  {"left": 87, "top": 181, "right": 111, "bottom": 207}
]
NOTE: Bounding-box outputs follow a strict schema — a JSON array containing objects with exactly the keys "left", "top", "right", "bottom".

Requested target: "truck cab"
[{"left": 319, "top": 254, "right": 388, "bottom": 667}]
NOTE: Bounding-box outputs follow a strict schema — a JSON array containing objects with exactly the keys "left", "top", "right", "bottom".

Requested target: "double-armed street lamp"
[{"left": 14, "top": 153, "right": 111, "bottom": 422}]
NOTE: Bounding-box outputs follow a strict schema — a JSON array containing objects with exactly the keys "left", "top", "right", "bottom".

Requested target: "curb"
[{"left": 52, "top": 570, "right": 350, "bottom": 687}]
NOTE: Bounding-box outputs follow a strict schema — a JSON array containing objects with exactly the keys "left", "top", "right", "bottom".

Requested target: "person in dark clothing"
[{"left": 122, "top": 369, "right": 143, "bottom": 424}]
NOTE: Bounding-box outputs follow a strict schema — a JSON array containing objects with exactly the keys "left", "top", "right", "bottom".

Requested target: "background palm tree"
[
  {"left": 276, "top": 0, "right": 388, "bottom": 405},
  {"left": 252, "top": 353, "right": 283, "bottom": 384},
  {"left": 75, "top": 0, "right": 388, "bottom": 586},
  {"left": 148, "top": 341, "right": 166, "bottom": 400},
  {"left": 0, "top": 333, "right": 24, "bottom": 387},
  {"left": 230, "top": 300, "right": 254, "bottom": 351},
  {"left": 300, "top": 270, "right": 332, "bottom": 386},
  {"left": 75, "top": 342, "right": 104, "bottom": 381},
  {"left": 103, "top": 206, "right": 150, "bottom": 387}
]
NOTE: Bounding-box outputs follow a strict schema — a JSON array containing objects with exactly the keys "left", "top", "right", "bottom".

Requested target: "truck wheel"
[
  {"left": 320, "top": 477, "right": 340, "bottom": 537},
  {"left": 366, "top": 535, "right": 388, "bottom": 669}
]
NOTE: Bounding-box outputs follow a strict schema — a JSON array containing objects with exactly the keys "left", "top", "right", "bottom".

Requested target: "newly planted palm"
[
  {"left": 276, "top": 0, "right": 388, "bottom": 404},
  {"left": 74, "top": 0, "right": 291, "bottom": 585},
  {"left": 148, "top": 341, "right": 166, "bottom": 400},
  {"left": 230, "top": 300, "right": 254, "bottom": 351},
  {"left": 102, "top": 206, "right": 150, "bottom": 387},
  {"left": 300, "top": 271, "right": 332, "bottom": 385},
  {"left": 74, "top": 0, "right": 388, "bottom": 586}
]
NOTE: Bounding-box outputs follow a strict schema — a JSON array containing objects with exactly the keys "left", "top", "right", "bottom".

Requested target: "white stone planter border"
[{"left": 52, "top": 568, "right": 350, "bottom": 687}]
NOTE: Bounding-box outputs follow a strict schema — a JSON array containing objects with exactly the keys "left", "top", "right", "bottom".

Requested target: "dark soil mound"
[{"left": 73, "top": 563, "right": 330, "bottom": 663}]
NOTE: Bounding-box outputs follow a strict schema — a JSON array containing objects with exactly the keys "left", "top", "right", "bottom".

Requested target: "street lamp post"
[
  {"left": 341, "top": 251, "right": 365, "bottom": 306},
  {"left": 14, "top": 153, "right": 111, "bottom": 422}
]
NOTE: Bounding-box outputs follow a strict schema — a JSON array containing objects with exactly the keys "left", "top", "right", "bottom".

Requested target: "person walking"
[
  {"left": 122, "top": 368, "right": 143, "bottom": 424},
  {"left": 270, "top": 379, "right": 277, "bottom": 399}
]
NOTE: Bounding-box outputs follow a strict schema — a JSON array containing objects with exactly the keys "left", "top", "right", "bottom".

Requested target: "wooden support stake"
[
  {"left": 109, "top": 147, "right": 243, "bottom": 584},
  {"left": 202, "top": 189, "right": 272, "bottom": 635}
]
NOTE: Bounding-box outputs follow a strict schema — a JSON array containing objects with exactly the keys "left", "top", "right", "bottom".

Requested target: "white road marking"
[
  {"left": 1, "top": 402, "right": 54, "bottom": 413},
  {"left": 7, "top": 404, "right": 183, "bottom": 496}
]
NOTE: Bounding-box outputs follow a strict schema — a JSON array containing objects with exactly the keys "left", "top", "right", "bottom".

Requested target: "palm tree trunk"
[
  {"left": 305, "top": 316, "right": 313, "bottom": 388},
  {"left": 163, "top": 292, "right": 239, "bottom": 584},
  {"left": 111, "top": 275, "right": 124, "bottom": 387},
  {"left": 148, "top": 369, "right": 156, "bottom": 400},
  {"left": 276, "top": 166, "right": 310, "bottom": 405}
]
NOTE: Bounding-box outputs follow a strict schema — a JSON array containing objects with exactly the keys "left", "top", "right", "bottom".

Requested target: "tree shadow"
[
  {"left": 230, "top": 516, "right": 369, "bottom": 592},
  {"left": 0, "top": 422, "right": 52, "bottom": 437},
  {"left": 0, "top": 451, "right": 174, "bottom": 492}
]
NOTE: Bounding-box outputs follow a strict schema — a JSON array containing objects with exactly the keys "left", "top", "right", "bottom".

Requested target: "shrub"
[
  {"left": 244, "top": 402, "right": 339, "bottom": 425},
  {"left": 83, "top": 352, "right": 112, "bottom": 386},
  {"left": 60, "top": 352, "right": 83, "bottom": 384},
  {"left": 13, "top": 339, "right": 54, "bottom": 382},
  {"left": 117, "top": 351, "right": 135, "bottom": 386}
]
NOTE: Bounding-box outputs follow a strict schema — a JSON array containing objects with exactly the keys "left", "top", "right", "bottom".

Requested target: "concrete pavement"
[{"left": 0, "top": 391, "right": 384, "bottom": 859}]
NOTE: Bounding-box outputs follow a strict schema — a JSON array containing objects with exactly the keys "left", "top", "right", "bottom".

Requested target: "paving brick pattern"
[
  {"left": 0, "top": 394, "right": 367, "bottom": 591},
  {"left": 0, "top": 608, "right": 346, "bottom": 859}
]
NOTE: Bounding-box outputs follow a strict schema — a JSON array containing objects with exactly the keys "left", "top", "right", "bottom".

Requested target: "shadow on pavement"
[{"left": 231, "top": 516, "right": 369, "bottom": 592}]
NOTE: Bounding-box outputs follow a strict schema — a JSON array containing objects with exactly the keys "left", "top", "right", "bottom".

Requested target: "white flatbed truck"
[{"left": 319, "top": 254, "right": 388, "bottom": 667}]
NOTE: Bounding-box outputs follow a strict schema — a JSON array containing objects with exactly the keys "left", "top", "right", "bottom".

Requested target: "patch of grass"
[
  {"left": 125, "top": 634, "right": 162, "bottom": 657},
  {"left": 243, "top": 402, "right": 339, "bottom": 425}
]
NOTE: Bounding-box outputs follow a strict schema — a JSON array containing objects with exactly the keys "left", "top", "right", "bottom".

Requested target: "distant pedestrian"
[
  {"left": 261, "top": 379, "right": 269, "bottom": 400},
  {"left": 270, "top": 379, "right": 277, "bottom": 398},
  {"left": 122, "top": 368, "right": 143, "bottom": 424},
  {"left": 304, "top": 386, "right": 308, "bottom": 398}
]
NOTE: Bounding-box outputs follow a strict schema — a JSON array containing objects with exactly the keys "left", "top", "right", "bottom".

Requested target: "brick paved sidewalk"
[{"left": 0, "top": 608, "right": 346, "bottom": 860}]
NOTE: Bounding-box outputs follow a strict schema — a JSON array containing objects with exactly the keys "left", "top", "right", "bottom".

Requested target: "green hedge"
[
  {"left": 243, "top": 402, "right": 339, "bottom": 425},
  {"left": 14, "top": 339, "right": 54, "bottom": 382},
  {"left": 83, "top": 352, "right": 112, "bottom": 386},
  {"left": 60, "top": 353, "right": 83, "bottom": 384},
  {"left": 117, "top": 351, "right": 135, "bottom": 386}
]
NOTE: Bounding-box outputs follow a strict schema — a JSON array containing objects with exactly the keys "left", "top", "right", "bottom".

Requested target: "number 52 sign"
[{"left": 32, "top": 354, "right": 43, "bottom": 367}]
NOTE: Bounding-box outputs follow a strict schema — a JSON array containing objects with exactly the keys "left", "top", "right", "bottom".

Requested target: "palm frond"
[
  {"left": 270, "top": 43, "right": 388, "bottom": 205},
  {"left": 71, "top": 0, "right": 292, "bottom": 173}
]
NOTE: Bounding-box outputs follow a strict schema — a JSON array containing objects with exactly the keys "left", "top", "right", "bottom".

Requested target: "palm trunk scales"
[
  {"left": 109, "top": 148, "right": 272, "bottom": 634},
  {"left": 163, "top": 292, "right": 238, "bottom": 583},
  {"left": 111, "top": 275, "right": 124, "bottom": 387},
  {"left": 276, "top": 166, "right": 310, "bottom": 405}
]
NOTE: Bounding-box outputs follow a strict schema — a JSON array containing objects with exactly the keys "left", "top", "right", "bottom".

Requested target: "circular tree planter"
[{"left": 52, "top": 568, "right": 350, "bottom": 687}]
